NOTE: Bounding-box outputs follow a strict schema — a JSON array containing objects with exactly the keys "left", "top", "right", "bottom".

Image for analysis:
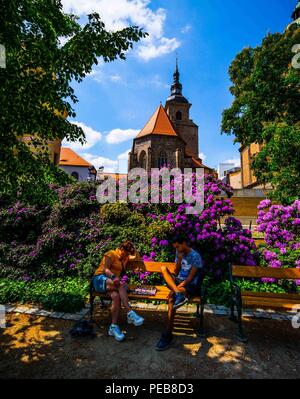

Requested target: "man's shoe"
[
  {"left": 173, "top": 293, "right": 188, "bottom": 310},
  {"left": 155, "top": 332, "right": 173, "bottom": 351},
  {"left": 127, "top": 310, "right": 144, "bottom": 326},
  {"left": 108, "top": 324, "right": 125, "bottom": 342}
]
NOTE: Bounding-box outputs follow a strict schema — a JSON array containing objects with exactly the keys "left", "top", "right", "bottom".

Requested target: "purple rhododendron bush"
[
  {"left": 0, "top": 175, "right": 299, "bottom": 298},
  {"left": 257, "top": 199, "right": 300, "bottom": 286}
]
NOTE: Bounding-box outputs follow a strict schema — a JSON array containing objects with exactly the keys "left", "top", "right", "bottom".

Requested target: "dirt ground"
[{"left": 1, "top": 307, "right": 300, "bottom": 379}]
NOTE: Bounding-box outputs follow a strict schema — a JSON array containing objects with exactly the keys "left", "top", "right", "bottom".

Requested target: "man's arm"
[
  {"left": 175, "top": 252, "right": 183, "bottom": 275},
  {"left": 179, "top": 266, "right": 198, "bottom": 287}
]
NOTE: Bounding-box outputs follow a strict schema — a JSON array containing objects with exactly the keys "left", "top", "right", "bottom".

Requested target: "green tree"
[
  {"left": 221, "top": 20, "right": 300, "bottom": 203},
  {"left": 0, "top": 0, "right": 146, "bottom": 205},
  {"left": 251, "top": 123, "right": 300, "bottom": 204}
]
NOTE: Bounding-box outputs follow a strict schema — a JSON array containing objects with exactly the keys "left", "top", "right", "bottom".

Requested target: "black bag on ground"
[{"left": 69, "top": 320, "right": 96, "bottom": 338}]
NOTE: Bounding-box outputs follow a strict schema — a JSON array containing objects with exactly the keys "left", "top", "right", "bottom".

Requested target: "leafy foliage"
[
  {"left": 221, "top": 23, "right": 300, "bottom": 203},
  {"left": 0, "top": 0, "right": 146, "bottom": 205},
  {"left": 0, "top": 277, "right": 89, "bottom": 312}
]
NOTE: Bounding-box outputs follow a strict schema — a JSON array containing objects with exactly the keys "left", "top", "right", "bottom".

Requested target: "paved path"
[{"left": 1, "top": 307, "right": 300, "bottom": 379}]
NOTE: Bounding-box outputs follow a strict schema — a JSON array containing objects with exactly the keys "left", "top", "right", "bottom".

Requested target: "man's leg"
[
  {"left": 161, "top": 266, "right": 186, "bottom": 294},
  {"left": 166, "top": 294, "right": 176, "bottom": 334}
]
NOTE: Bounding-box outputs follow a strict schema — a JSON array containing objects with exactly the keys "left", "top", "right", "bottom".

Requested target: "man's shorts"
[
  {"left": 92, "top": 274, "right": 108, "bottom": 293},
  {"left": 175, "top": 277, "right": 201, "bottom": 298}
]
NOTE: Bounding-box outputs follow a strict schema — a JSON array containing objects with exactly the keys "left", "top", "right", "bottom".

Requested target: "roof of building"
[
  {"left": 136, "top": 104, "right": 178, "bottom": 139},
  {"left": 59, "top": 147, "right": 92, "bottom": 167},
  {"left": 97, "top": 173, "right": 128, "bottom": 180},
  {"left": 191, "top": 157, "right": 215, "bottom": 171}
]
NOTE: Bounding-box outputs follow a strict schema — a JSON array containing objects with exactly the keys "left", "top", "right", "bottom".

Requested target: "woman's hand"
[{"left": 113, "top": 277, "right": 121, "bottom": 289}]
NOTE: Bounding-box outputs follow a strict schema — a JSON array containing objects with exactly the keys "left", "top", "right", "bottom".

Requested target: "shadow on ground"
[{"left": 1, "top": 307, "right": 299, "bottom": 379}]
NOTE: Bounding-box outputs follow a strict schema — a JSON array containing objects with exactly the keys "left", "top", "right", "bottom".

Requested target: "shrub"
[{"left": 0, "top": 277, "right": 89, "bottom": 312}]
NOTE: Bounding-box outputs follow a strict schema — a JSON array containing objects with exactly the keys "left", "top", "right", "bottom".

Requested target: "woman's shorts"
[{"left": 93, "top": 274, "right": 108, "bottom": 294}]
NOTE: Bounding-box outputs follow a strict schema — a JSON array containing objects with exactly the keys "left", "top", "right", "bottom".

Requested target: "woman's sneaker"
[
  {"left": 108, "top": 324, "right": 125, "bottom": 342},
  {"left": 127, "top": 310, "right": 144, "bottom": 326}
]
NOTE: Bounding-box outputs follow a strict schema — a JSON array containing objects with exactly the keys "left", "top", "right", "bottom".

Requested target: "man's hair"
[
  {"left": 119, "top": 241, "right": 135, "bottom": 255},
  {"left": 171, "top": 235, "right": 189, "bottom": 245}
]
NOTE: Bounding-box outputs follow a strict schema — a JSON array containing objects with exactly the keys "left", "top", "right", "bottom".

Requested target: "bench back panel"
[
  {"left": 232, "top": 265, "right": 300, "bottom": 280},
  {"left": 126, "top": 261, "right": 177, "bottom": 274}
]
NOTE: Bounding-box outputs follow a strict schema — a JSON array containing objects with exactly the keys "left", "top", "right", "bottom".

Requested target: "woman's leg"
[
  {"left": 161, "top": 266, "right": 186, "bottom": 294},
  {"left": 118, "top": 284, "right": 131, "bottom": 313},
  {"left": 106, "top": 279, "right": 121, "bottom": 325}
]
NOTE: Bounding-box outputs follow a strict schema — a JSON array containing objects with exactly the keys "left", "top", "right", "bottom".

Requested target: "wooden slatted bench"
[
  {"left": 89, "top": 261, "right": 207, "bottom": 336},
  {"left": 229, "top": 264, "right": 300, "bottom": 342}
]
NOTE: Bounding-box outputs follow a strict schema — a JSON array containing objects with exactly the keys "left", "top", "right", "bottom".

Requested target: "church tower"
[{"left": 165, "top": 60, "right": 199, "bottom": 159}]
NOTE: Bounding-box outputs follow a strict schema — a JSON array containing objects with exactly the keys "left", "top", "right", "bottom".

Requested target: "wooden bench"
[
  {"left": 229, "top": 264, "right": 300, "bottom": 342},
  {"left": 89, "top": 261, "right": 207, "bottom": 337}
]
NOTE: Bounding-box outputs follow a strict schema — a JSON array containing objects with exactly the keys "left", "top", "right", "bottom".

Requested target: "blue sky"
[{"left": 62, "top": 0, "right": 297, "bottom": 173}]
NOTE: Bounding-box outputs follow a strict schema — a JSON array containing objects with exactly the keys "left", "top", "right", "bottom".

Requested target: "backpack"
[{"left": 69, "top": 320, "right": 96, "bottom": 338}]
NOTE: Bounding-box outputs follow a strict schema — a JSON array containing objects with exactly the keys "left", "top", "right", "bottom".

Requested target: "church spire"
[
  {"left": 171, "top": 57, "right": 182, "bottom": 96},
  {"left": 167, "top": 57, "right": 188, "bottom": 104}
]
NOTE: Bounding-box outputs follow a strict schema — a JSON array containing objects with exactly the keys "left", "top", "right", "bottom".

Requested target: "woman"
[{"left": 93, "top": 241, "right": 144, "bottom": 342}]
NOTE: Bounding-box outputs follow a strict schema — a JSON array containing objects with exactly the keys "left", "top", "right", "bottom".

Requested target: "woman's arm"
[
  {"left": 128, "top": 248, "right": 141, "bottom": 261},
  {"left": 102, "top": 256, "right": 115, "bottom": 279}
]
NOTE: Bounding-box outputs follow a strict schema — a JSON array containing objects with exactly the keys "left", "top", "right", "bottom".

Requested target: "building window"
[
  {"left": 139, "top": 151, "right": 147, "bottom": 169},
  {"left": 158, "top": 151, "right": 168, "bottom": 169},
  {"left": 71, "top": 171, "right": 79, "bottom": 181},
  {"left": 176, "top": 111, "right": 182, "bottom": 120}
]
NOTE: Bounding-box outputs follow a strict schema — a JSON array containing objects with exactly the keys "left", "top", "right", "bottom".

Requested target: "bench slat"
[
  {"left": 241, "top": 291, "right": 300, "bottom": 300},
  {"left": 241, "top": 296, "right": 300, "bottom": 310},
  {"left": 126, "top": 261, "right": 177, "bottom": 274},
  {"left": 91, "top": 285, "right": 201, "bottom": 303},
  {"left": 232, "top": 266, "right": 300, "bottom": 279}
]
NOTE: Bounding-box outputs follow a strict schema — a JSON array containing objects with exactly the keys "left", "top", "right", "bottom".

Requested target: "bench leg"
[
  {"left": 229, "top": 299, "right": 237, "bottom": 322},
  {"left": 89, "top": 293, "right": 95, "bottom": 323},
  {"left": 236, "top": 291, "right": 248, "bottom": 343},
  {"left": 198, "top": 301, "right": 206, "bottom": 338},
  {"left": 197, "top": 284, "right": 206, "bottom": 338}
]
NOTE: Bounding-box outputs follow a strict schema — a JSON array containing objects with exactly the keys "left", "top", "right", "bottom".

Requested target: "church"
[{"left": 128, "top": 62, "right": 214, "bottom": 175}]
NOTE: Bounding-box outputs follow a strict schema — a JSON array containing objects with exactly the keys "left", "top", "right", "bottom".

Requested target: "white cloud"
[
  {"left": 181, "top": 24, "right": 191, "bottom": 34},
  {"left": 82, "top": 149, "right": 130, "bottom": 173},
  {"left": 61, "top": 0, "right": 180, "bottom": 61},
  {"left": 106, "top": 128, "right": 139, "bottom": 144},
  {"left": 88, "top": 63, "right": 124, "bottom": 84},
  {"left": 82, "top": 153, "right": 119, "bottom": 173},
  {"left": 199, "top": 152, "right": 206, "bottom": 162},
  {"left": 118, "top": 149, "right": 131, "bottom": 160},
  {"left": 224, "top": 158, "right": 241, "bottom": 167},
  {"left": 137, "top": 37, "right": 180, "bottom": 61},
  {"left": 62, "top": 121, "right": 102, "bottom": 150}
]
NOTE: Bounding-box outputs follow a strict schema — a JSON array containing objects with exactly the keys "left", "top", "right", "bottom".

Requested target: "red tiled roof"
[
  {"left": 136, "top": 104, "right": 178, "bottom": 138},
  {"left": 59, "top": 147, "right": 92, "bottom": 167}
]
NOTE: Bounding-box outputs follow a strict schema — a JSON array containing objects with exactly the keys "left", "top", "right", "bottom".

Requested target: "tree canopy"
[
  {"left": 221, "top": 20, "right": 300, "bottom": 203},
  {"left": 0, "top": 0, "right": 146, "bottom": 205}
]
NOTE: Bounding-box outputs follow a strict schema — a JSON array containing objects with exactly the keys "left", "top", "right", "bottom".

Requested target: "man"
[
  {"left": 93, "top": 241, "right": 144, "bottom": 342},
  {"left": 155, "top": 236, "right": 204, "bottom": 351}
]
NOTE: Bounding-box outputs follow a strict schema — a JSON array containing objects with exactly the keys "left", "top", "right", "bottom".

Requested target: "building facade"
[
  {"left": 59, "top": 147, "right": 96, "bottom": 181},
  {"left": 128, "top": 62, "right": 214, "bottom": 175}
]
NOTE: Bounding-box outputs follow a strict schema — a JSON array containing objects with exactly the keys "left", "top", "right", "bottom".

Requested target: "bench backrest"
[
  {"left": 126, "top": 260, "right": 177, "bottom": 274},
  {"left": 231, "top": 265, "right": 300, "bottom": 280}
]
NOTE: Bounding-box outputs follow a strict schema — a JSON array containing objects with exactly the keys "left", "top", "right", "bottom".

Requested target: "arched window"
[
  {"left": 71, "top": 171, "right": 79, "bottom": 181},
  {"left": 158, "top": 151, "right": 168, "bottom": 169},
  {"left": 139, "top": 151, "right": 147, "bottom": 169},
  {"left": 176, "top": 111, "right": 182, "bottom": 120}
]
